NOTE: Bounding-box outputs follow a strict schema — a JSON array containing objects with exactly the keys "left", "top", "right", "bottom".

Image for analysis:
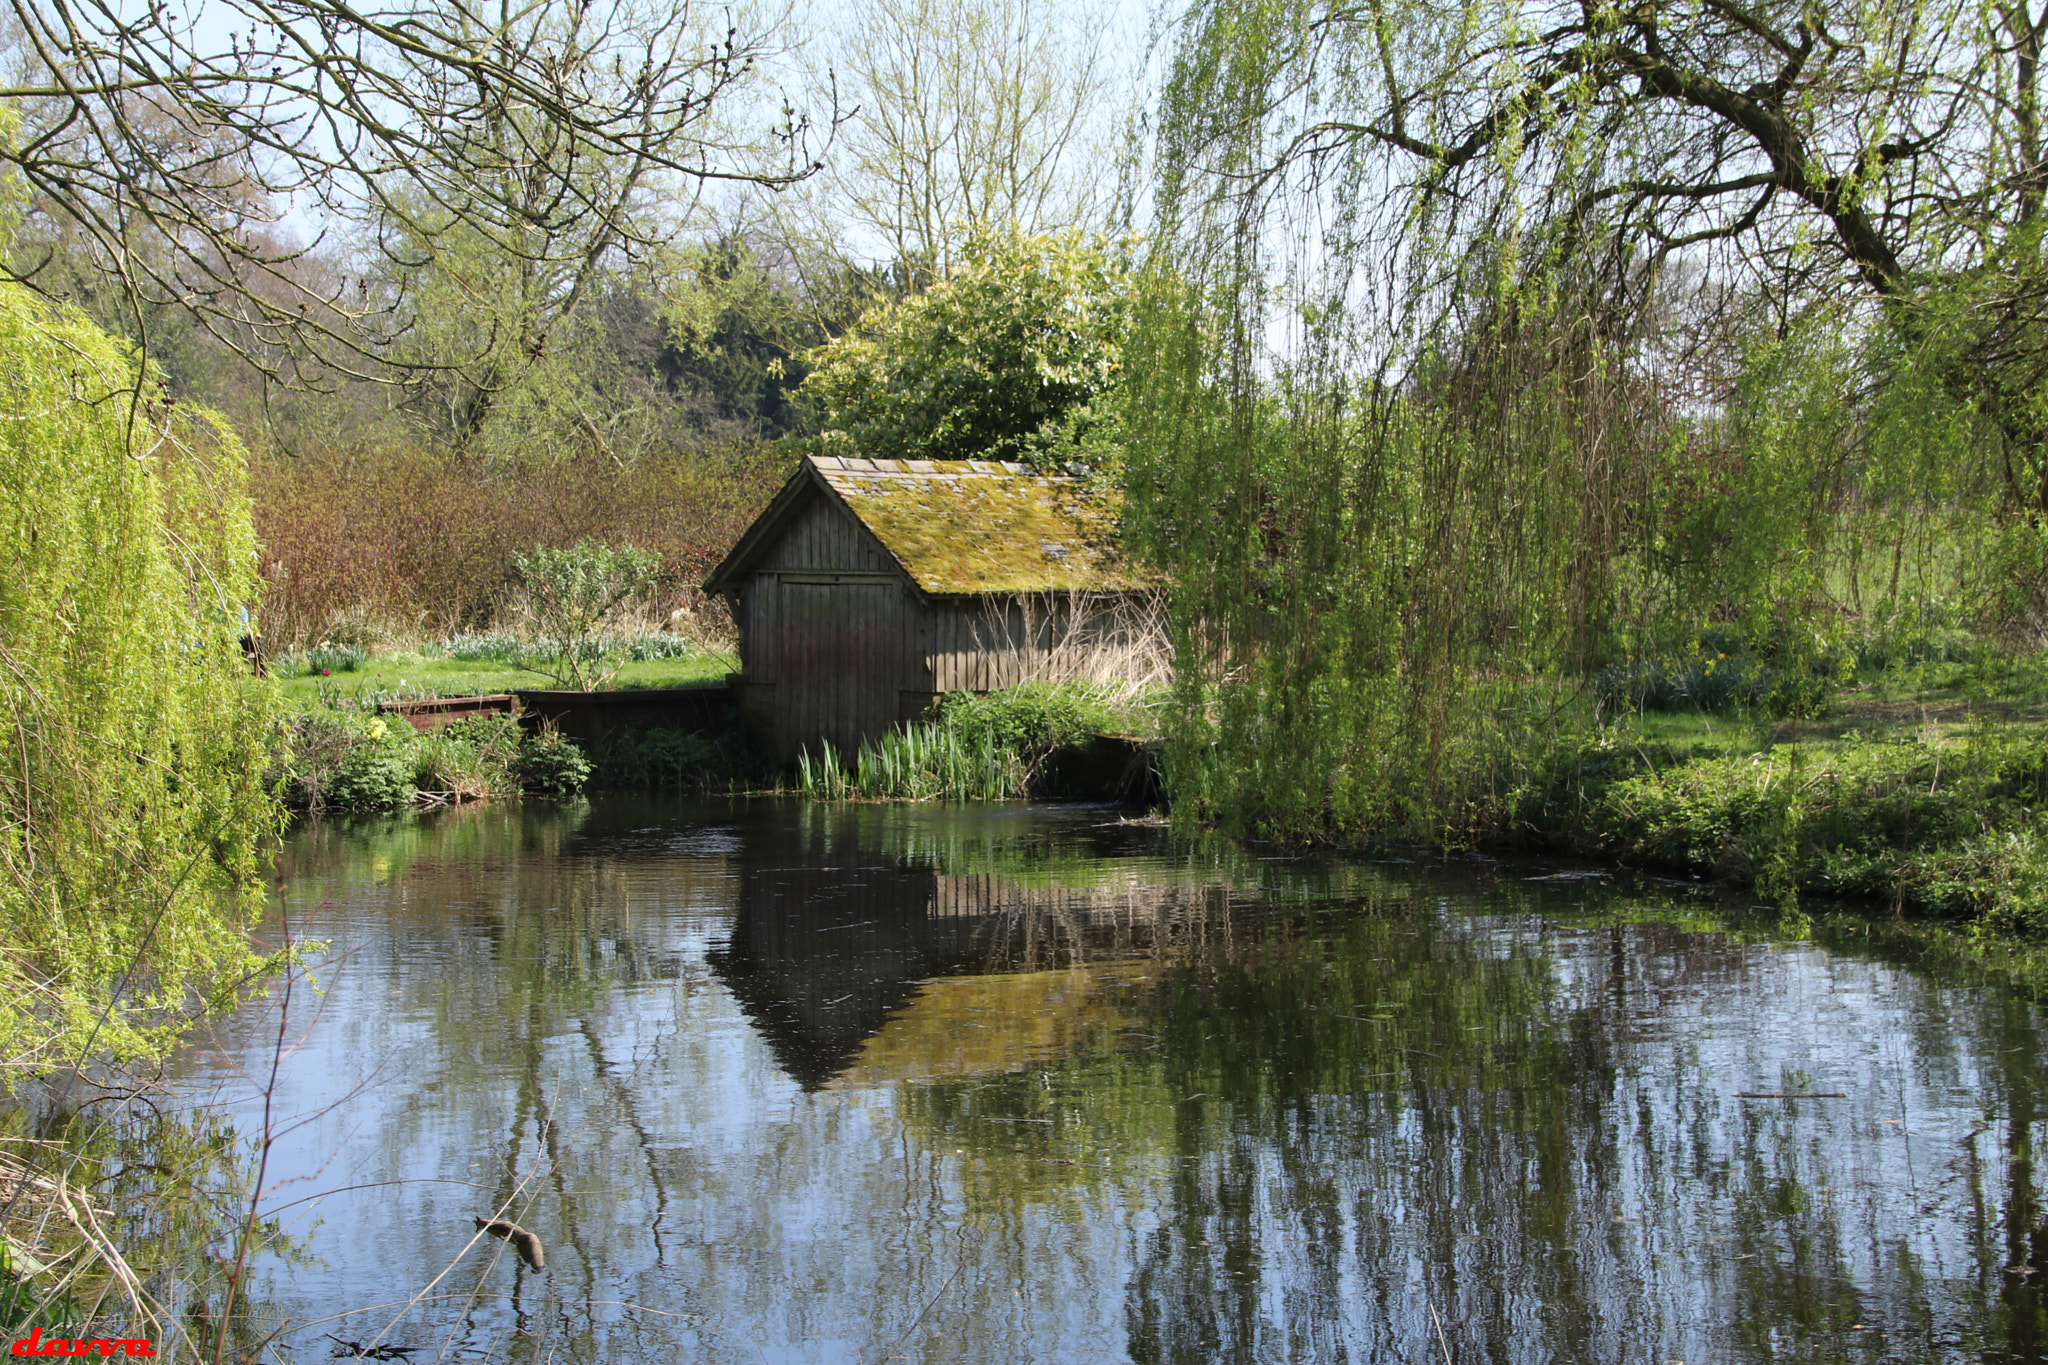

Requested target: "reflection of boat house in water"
[
  {"left": 708, "top": 821, "right": 1234, "bottom": 1091},
  {"left": 701, "top": 454, "right": 1162, "bottom": 762}
]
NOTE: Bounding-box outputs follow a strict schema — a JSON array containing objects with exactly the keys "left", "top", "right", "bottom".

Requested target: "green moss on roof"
[{"left": 815, "top": 456, "right": 1147, "bottom": 595}]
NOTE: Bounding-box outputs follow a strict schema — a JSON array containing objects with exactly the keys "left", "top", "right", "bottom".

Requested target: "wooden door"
[{"left": 774, "top": 579, "right": 914, "bottom": 760}]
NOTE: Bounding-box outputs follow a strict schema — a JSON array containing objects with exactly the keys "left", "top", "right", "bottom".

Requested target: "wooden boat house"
[{"left": 703, "top": 454, "right": 1162, "bottom": 761}]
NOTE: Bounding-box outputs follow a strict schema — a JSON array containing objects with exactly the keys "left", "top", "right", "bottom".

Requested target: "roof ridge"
[{"left": 806, "top": 452, "right": 1055, "bottom": 479}]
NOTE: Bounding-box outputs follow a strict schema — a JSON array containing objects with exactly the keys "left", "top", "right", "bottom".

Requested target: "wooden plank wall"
[
  {"left": 927, "top": 593, "right": 1165, "bottom": 692},
  {"left": 759, "top": 498, "right": 897, "bottom": 575},
  {"left": 774, "top": 580, "right": 923, "bottom": 757},
  {"left": 737, "top": 492, "right": 931, "bottom": 760}
]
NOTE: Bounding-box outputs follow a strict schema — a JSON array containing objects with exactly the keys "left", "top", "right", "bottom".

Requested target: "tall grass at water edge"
[
  {"left": 798, "top": 724, "right": 1025, "bottom": 801},
  {"left": 796, "top": 682, "right": 1159, "bottom": 801}
]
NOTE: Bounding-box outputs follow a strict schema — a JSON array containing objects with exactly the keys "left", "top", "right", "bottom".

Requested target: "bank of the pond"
[
  {"left": 273, "top": 654, "right": 2048, "bottom": 961},
  {"left": 1491, "top": 713, "right": 2048, "bottom": 946},
  {"left": 277, "top": 678, "right": 1163, "bottom": 812}
]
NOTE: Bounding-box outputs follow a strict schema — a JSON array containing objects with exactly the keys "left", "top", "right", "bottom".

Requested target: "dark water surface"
[{"left": 165, "top": 796, "right": 2048, "bottom": 1363}]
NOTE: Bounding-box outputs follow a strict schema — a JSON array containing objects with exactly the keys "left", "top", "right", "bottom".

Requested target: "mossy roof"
[{"left": 707, "top": 455, "right": 1149, "bottom": 597}]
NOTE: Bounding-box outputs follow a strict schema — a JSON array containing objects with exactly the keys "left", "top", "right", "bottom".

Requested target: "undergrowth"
[
  {"left": 276, "top": 712, "right": 591, "bottom": 810},
  {"left": 594, "top": 727, "right": 764, "bottom": 792},
  {"left": 1503, "top": 719, "right": 2048, "bottom": 934},
  {"left": 797, "top": 682, "right": 1159, "bottom": 801}
]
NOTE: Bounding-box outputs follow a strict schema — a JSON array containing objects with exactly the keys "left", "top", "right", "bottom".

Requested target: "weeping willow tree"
[
  {"left": 0, "top": 285, "right": 280, "bottom": 1076},
  {"left": 1130, "top": 0, "right": 2043, "bottom": 838}
]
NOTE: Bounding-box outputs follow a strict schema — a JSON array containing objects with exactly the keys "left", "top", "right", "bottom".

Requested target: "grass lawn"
[
  {"left": 1631, "top": 655, "right": 2048, "bottom": 760},
  {"left": 1518, "top": 652, "right": 2048, "bottom": 940},
  {"left": 272, "top": 650, "right": 734, "bottom": 707}
]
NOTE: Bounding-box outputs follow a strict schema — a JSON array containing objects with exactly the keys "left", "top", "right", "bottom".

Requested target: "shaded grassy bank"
[{"left": 1479, "top": 653, "right": 2048, "bottom": 944}]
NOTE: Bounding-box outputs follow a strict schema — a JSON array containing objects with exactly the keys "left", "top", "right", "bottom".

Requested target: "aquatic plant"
[{"left": 799, "top": 723, "right": 1024, "bottom": 802}]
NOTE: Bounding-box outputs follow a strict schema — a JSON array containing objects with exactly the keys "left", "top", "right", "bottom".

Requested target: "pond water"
[{"left": 160, "top": 796, "right": 2048, "bottom": 1363}]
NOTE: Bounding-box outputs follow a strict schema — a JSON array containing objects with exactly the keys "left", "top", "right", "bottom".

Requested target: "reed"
[{"left": 796, "top": 723, "right": 1027, "bottom": 802}]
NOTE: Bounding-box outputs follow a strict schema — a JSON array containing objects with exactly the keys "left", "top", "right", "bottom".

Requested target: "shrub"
[
  {"left": 326, "top": 743, "right": 416, "bottom": 811},
  {"left": 512, "top": 539, "right": 663, "bottom": 689},
  {"left": 1595, "top": 652, "right": 1778, "bottom": 714},
  {"left": 251, "top": 445, "right": 784, "bottom": 650},
  {"left": 1849, "top": 597, "right": 1978, "bottom": 671},
  {"left": 1595, "top": 628, "right": 1847, "bottom": 717},
  {"left": 595, "top": 727, "right": 753, "bottom": 789},
  {"left": 280, "top": 708, "right": 594, "bottom": 806},
  {"left": 516, "top": 725, "right": 593, "bottom": 795},
  {"left": 276, "top": 711, "right": 359, "bottom": 809},
  {"left": 796, "top": 229, "right": 1132, "bottom": 472},
  {"left": 938, "top": 683, "right": 1112, "bottom": 751}
]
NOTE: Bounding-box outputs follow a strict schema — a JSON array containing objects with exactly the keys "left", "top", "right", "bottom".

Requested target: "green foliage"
[
  {"left": 659, "top": 234, "right": 840, "bottom": 440},
  {"left": 275, "top": 711, "right": 362, "bottom": 809},
  {"left": 0, "top": 284, "right": 280, "bottom": 1073},
  {"left": 302, "top": 643, "right": 368, "bottom": 675},
  {"left": 1847, "top": 598, "right": 1978, "bottom": 673},
  {"left": 287, "top": 712, "right": 417, "bottom": 811},
  {"left": 443, "top": 632, "right": 524, "bottom": 664},
  {"left": 0, "top": 1263, "right": 79, "bottom": 1341},
  {"left": 281, "top": 709, "right": 590, "bottom": 807},
  {"left": 796, "top": 682, "right": 1153, "bottom": 800},
  {"left": 515, "top": 725, "right": 593, "bottom": 796},
  {"left": 796, "top": 229, "right": 1132, "bottom": 471},
  {"left": 1597, "top": 653, "right": 1779, "bottom": 717},
  {"left": 594, "top": 726, "right": 755, "bottom": 790},
  {"left": 625, "top": 632, "right": 703, "bottom": 661},
  {"left": 327, "top": 739, "right": 418, "bottom": 812},
  {"left": 1127, "top": 0, "right": 2045, "bottom": 845},
  {"left": 511, "top": 539, "right": 663, "bottom": 689},
  {"left": 1596, "top": 628, "right": 1852, "bottom": 718},
  {"left": 937, "top": 682, "right": 1128, "bottom": 760},
  {"left": 1498, "top": 725, "right": 2048, "bottom": 919},
  {"left": 443, "top": 628, "right": 700, "bottom": 665},
  {"left": 414, "top": 715, "right": 525, "bottom": 799},
  {"left": 798, "top": 724, "right": 1024, "bottom": 802}
]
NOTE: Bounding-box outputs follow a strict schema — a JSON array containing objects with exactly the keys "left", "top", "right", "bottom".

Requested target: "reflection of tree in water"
[
  {"left": 1799, "top": 913, "right": 2048, "bottom": 1358},
  {"left": 169, "top": 798, "right": 2048, "bottom": 1362},
  {"left": 253, "top": 798, "right": 735, "bottom": 1359},
  {"left": 875, "top": 885, "right": 2048, "bottom": 1365},
  {"left": 701, "top": 803, "right": 2048, "bottom": 1362}
]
